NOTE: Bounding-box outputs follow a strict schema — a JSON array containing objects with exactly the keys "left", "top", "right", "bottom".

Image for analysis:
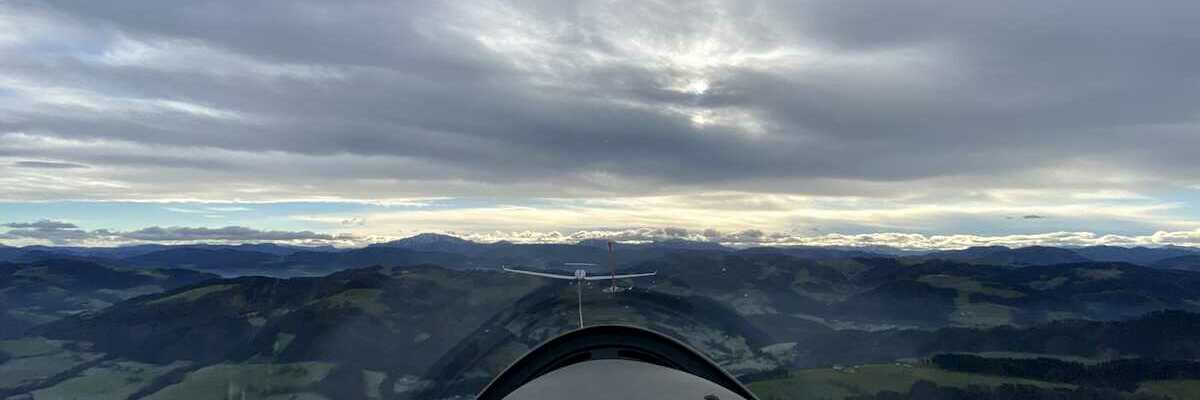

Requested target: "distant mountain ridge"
[
  {"left": 1070, "top": 245, "right": 1197, "bottom": 265},
  {"left": 1, "top": 234, "right": 1198, "bottom": 277},
  {"left": 369, "top": 233, "right": 500, "bottom": 254},
  {"left": 919, "top": 244, "right": 1200, "bottom": 268},
  {"left": 916, "top": 246, "right": 1091, "bottom": 266},
  {"left": 1153, "top": 255, "right": 1200, "bottom": 271}
]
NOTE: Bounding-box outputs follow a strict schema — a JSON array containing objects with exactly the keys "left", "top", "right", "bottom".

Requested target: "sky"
[{"left": 2, "top": 0, "right": 1200, "bottom": 249}]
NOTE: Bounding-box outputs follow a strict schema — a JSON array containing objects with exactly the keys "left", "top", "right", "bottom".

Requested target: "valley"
[{"left": 2, "top": 238, "right": 1200, "bottom": 399}]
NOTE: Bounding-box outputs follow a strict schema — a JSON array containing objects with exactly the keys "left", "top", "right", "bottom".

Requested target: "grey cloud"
[
  {"left": 1024, "top": 215, "right": 1047, "bottom": 220},
  {"left": 121, "top": 226, "right": 336, "bottom": 242},
  {"left": 468, "top": 227, "right": 774, "bottom": 245},
  {"left": 452, "top": 227, "right": 1200, "bottom": 250},
  {"left": 1, "top": 0, "right": 1198, "bottom": 202},
  {"left": 573, "top": 227, "right": 704, "bottom": 242},
  {"left": 3, "top": 220, "right": 79, "bottom": 229},
  {"left": 0, "top": 220, "right": 344, "bottom": 244},
  {"left": 720, "top": 229, "right": 767, "bottom": 243},
  {"left": 3, "top": 228, "right": 91, "bottom": 243},
  {"left": 38, "top": 1, "right": 489, "bottom": 73},
  {"left": 662, "top": 227, "right": 689, "bottom": 237},
  {"left": 2, "top": 220, "right": 88, "bottom": 244},
  {"left": 13, "top": 160, "right": 89, "bottom": 169},
  {"left": 467, "top": 227, "right": 716, "bottom": 244}
]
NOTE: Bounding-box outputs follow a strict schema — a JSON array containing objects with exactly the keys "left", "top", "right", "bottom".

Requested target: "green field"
[
  {"left": 0, "top": 337, "right": 67, "bottom": 359},
  {"left": 0, "top": 338, "right": 104, "bottom": 390},
  {"left": 310, "top": 288, "right": 389, "bottom": 315},
  {"left": 958, "top": 351, "right": 1118, "bottom": 364},
  {"left": 147, "top": 284, "right": 238, "bottom": 305},
  {"left": 143, "top": 362, "right": 335, "bottom": 400},
  {"left": 748, "top": 364, "right": 1073, "bottom": 400},
  {"left": 917, "top": 274, "right": 1023, "bottom": 327},
  {"left": 1138, "top": 380, "right": 1200, "bottom": 400},
  {"left": 30, "top": 360, "right": 189, "bottom": 400}
]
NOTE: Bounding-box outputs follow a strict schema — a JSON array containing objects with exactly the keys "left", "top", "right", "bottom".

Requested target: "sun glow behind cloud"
[{"left": 1, "top": 0, "right": 1199, "bottom": 248}]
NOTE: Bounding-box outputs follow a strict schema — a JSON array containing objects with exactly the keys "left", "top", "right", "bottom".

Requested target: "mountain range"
[{"left": 2, "top": 234, "right": 1198, "bottom": 277}]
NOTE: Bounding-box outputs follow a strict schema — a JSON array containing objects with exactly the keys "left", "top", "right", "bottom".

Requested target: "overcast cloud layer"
[{"left": 2, "top": 1, "right": 1199, "bottom": 247}]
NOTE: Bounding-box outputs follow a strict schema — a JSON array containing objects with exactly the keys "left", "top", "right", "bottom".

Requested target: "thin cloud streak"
[
  {"left": 3, "top": 219, "right": 1200, "bottom": 250},
  {"left": 0, "top": 220, "right": 346, "bottom": 246}
]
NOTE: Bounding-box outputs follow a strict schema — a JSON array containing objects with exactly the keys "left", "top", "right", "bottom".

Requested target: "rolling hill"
[
  {"left": 0, "top": 259, "right": 217, "bottom": 338},
  {"left": 4, "top": 243, "right": 1200, "bottom": 398},
  {"left": 1151, "top": 255, "right": 1200, "bottom": 272}
]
